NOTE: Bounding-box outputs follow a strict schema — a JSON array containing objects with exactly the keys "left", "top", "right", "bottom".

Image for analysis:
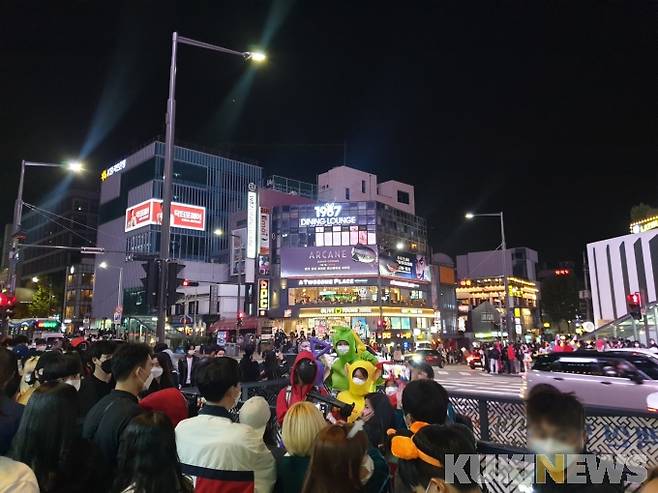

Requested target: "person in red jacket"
[
  {"left": 276, "top": 351, "right": 327, "bottom": 424},
  {"left": 507, "top": 344, "right": 517, "bottom": 374}
]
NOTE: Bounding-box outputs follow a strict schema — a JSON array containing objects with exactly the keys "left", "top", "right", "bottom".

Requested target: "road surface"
[{"left": 433, "top": 364, "right": 523, "bottom": 397}]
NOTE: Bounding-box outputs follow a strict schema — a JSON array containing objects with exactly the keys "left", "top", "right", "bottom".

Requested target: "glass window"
[
  {"left": 345, "top": 188, "right": 350, "bottom": 200},
  {"left": 361, "top": 180, "right": 366, "bottom": 193}
]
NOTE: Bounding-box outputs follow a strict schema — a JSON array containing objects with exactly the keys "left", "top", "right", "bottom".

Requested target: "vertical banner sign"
[
  {"left": 258, "top": 279, "right": 269, "bottom": 316},
  {"left": 247, "top": 183, "right": 258, "bottom": 259},
  {"left": 209, "top": 284, "right": 218, "bottom": 315},
  {"left": 259, "top": 208, "right": 270, "bottom": 255}
]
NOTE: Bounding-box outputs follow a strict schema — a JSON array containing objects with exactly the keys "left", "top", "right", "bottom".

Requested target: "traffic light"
[
  {"left": 166, "top": 262, "right": 186, "bottom": 307},
  {"left": 141, "top": 260, "right": 160, "bottom": 310},
  {"left": 182, "top": 280, "right": 199, "bottom": 287},
  {"left": 554, "top": 269, "right": 570, "bottom": 276},
  {"left": 627, "top": 292, "right": 642, "bottom": 320}
]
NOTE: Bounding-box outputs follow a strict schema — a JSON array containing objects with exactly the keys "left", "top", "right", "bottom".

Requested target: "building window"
[
  {"left": 397, "top": 190, "right": 410, "bottom": 204},
  {"left": 361, "top": 180, "right": 366, "bottom": 193},
  {"left": 345, "top": 188, "right": 350, "bottom": 200}
]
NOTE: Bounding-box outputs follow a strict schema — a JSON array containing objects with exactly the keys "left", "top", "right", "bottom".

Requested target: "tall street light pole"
[
  {"left": 99, "top": 261, "right": 123, "bottom": 335},
  {"left": 214, "top": 229, "right": 243, "bottom": 340},
  {"left": 465, "top": 212, "right": 515, "bottom": 341},
  {"left": 156, "top": 32, "right": 266, "bottom": 342},
  {"left": 9, "top": 160, "right": 83, "bottom": 292}
]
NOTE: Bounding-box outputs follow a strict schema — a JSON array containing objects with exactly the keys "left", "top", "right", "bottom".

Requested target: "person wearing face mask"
[
  {"left": 361, "top": 392, "right": 395, "bottom": 452},
  {"left": 337, "top": 361, "right": 381, "bottom": 423},
  {"left": 29, "top": 351, "right": 83, "bottom": 397},
  {"left": 83, "top": 343, "right": 152, "bottom": 472},
  {"left": 79, "top": 340, "right": 116, "bottom": 416},
  {"left": 276, "top": 350, "right": 329, "bottom": 424},
  {"left": 330, "top": 326, "right": 379, "bottom": 391},
  {"left": 176, "top": 357, "right": 276, "bottom": 493},
  {"left": 142, "top": 352, "right": 176, "bottom": 397},
  {"left": 9, "top": 382, "right": 107, "bottom": 493},
  {"left": 526, "top": 385, "right": 625, "bottom": 492},
  {"left": 392, "top": 423, "right": 481, "bottom": 493},
  {"left": 178, "top": 343, "right": 200, "bottom": 388}
]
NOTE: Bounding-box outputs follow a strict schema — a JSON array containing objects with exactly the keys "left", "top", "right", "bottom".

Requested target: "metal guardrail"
[
  {"left": 448, "top": 389, "right": 658, "bottom": 468},
  {"left": 184, "top": 382, "right": 654, "bottom": 492}
]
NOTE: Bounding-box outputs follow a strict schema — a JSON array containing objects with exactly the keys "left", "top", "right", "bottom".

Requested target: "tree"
[
  {"left": 28, "top": 285, "right": 59, "bottom": 318},
  {"left": 630, "top": 203, "right": 658, "bottom": 222}
]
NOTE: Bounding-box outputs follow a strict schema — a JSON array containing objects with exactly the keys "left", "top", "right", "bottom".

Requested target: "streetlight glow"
[
  {"left": 465, "top": 212, "right": 475, "bottom": 220},
  {"left": 67, "top": 161, "right": 84, "bottom": 173},
  {"left": 246, "top": 51, "right": 267, "bottom": 63},
  {"left": 99, "top": 261, "right": 108, "bottom": 269},
  {"left": 214, "top": 228, "right": 223, "bottom": 236},
  {"left": 31, "top": 276, "right": 39, "bottom": 283},
  {"left": 396, "top": 241, "right": 404, "bottom": 250}
]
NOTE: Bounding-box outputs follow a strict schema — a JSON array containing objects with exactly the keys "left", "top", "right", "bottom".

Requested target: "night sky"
[{"left": 2, "top": 1, "right": 656, "bottom": 268}]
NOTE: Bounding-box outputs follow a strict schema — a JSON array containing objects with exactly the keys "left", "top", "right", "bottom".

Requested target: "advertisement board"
[
  {"left": 247, "top": 185, "right": 258, "bottom": 259},
  {"left": 258, "top": 279, "right": 269, "bottom": 316},
  {"left": 259, "top": 208, "right": 270, "bottom": 255},
  {"left": 230, "top": 228, "right": 246, "bottom": 276},
  {"left": 125, "top": 199, "right": 206, "bottom": 232},
  {"left": 280, "top": 245, "right": 379, "bottom": 278},
  {"left": 379, "top": 251, "right": 431, "bottom": 282}
]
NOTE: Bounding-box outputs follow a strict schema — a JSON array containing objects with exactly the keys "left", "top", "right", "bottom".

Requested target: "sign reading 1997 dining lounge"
[{"left": 280, "top": 245, "right": 379, "bottom": 278}]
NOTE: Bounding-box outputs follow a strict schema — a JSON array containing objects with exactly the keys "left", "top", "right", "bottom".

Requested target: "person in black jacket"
[
  {"left": 10, "top": 382, "right": 106, "bottom": 493},
  {"left": 79, "top": 340, "right": 116, "bottom": 416},
  {"left": 83, "top": 343, "right": 152, "bottom": 470},
  {"left": 178, "top": 344, "right": 199, "bottom": 388},
  {"left": 239, "top": 345, "right": 261, "bottom": 382},
  {"left": 143, "top": 352, "right": 177, "bottom": 396}
]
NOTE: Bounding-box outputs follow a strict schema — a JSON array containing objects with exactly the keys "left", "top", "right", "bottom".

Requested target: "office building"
[
  {"left": 92, "top": 140, "right": 262, "bottom": 325},
  {"left": 587, "top": 229, "right": 658, "bottom": 328},
  {"left": 19, "top": 188, "right": 98, "bottom": 326}
]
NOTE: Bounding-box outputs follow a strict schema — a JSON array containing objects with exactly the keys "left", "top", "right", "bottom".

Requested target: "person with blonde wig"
[{"left": 275, "top": 401, "right": 326, "bottom": 493}]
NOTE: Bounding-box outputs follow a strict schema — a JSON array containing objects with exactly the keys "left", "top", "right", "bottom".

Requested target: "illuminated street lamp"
[
  {"left": 99, "top": 261, "right": 124, "bottom": 332},
  {"left": 156, "top": 32, "right": 266, "bottom": 342},
  {"left": 9, "top": 160, "right": 85, "bottom": 292},
  {"left": 464, "top": 211, "right": 514, "bottom": 341},
  {"left": 396, "top": 241, "right": 405, "bottom": 251},
  {"left": 31, "top": 276, "right": 39, "bottom": 283}
]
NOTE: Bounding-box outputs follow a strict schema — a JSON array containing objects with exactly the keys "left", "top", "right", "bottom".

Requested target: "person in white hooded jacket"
[{"left": 175, "top": 357, "right": 276, "bottom": 493}]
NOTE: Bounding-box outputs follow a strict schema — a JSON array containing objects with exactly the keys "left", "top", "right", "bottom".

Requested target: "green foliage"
[{"left": 28, "top": 285, "right": 59, "bottom": 318}]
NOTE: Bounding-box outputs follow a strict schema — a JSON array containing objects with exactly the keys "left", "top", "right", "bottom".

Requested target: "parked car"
[
  {"left": 521, "top": 350, "right": 658, "bottom": 413},
  {"left": 406, "top": 349, "right": 445, "bottom": 368}
]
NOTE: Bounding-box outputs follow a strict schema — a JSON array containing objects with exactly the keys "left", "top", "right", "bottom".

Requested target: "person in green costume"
[{"left": 330, "top": 326, "right": 379, "bottom": 391}]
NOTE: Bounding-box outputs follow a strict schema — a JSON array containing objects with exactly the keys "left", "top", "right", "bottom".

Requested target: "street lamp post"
[
  {"left": 99, "top": 261, "right": 123, "bottom": 335},
  {"left": 214, "top": 229, "right": 243, "bottom": 339},
  {"left": 465, "top": 212, "right": 515, "bottom": 341},
  {"left": 9, "top": 160, "right": 83, "bottom": 292},
  {"left": 155, "top": 32, "right": 266, "bottom": 343}
]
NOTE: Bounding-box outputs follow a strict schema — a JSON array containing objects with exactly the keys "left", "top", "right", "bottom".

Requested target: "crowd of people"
[{"left": 0, "top": 332, "right": 656, "bottom": 493}]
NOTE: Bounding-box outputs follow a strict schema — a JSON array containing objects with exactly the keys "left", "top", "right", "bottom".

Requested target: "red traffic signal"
[
  {"left": 0, "top": 293, "right": 16, "bottom": 308},
  {"left": 627, "top": 292, "right": 642, "bottom": 306},
  {"left": 182, "top": 279, "right": 199, "bottom": 287},
  {"left": 554, "top": 269, "right": 570, "bottom": 276}
]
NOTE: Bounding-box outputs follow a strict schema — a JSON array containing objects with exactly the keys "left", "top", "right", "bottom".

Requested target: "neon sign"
[
  {"left": 299, "top": 202, "right": 357, "bottom": 227},
  {"left": 100, "top": 159, "right": 126, "bottom": 181}
]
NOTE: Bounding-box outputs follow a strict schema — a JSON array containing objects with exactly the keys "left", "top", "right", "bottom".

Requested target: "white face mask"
[
  {"left": 141, "top": 368, "right": 154, "bottom": 391},
  {"left": 336, "top": 344, "right": 350, "bottom": 355},
  {"left": 385, "top": 386, "right": 398, "bottom": 396},
  {"left": 151, "top": 367, "right": 164, "bottom": 379},
  {"left": 65, "top": 379, "right": 81, "bottom": 392},
  {"left": 529, "top": 437, "right": 580, "bottom": 466},
  {"left": 352, "top": 377, "right": 366, "bottom": 385}
]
